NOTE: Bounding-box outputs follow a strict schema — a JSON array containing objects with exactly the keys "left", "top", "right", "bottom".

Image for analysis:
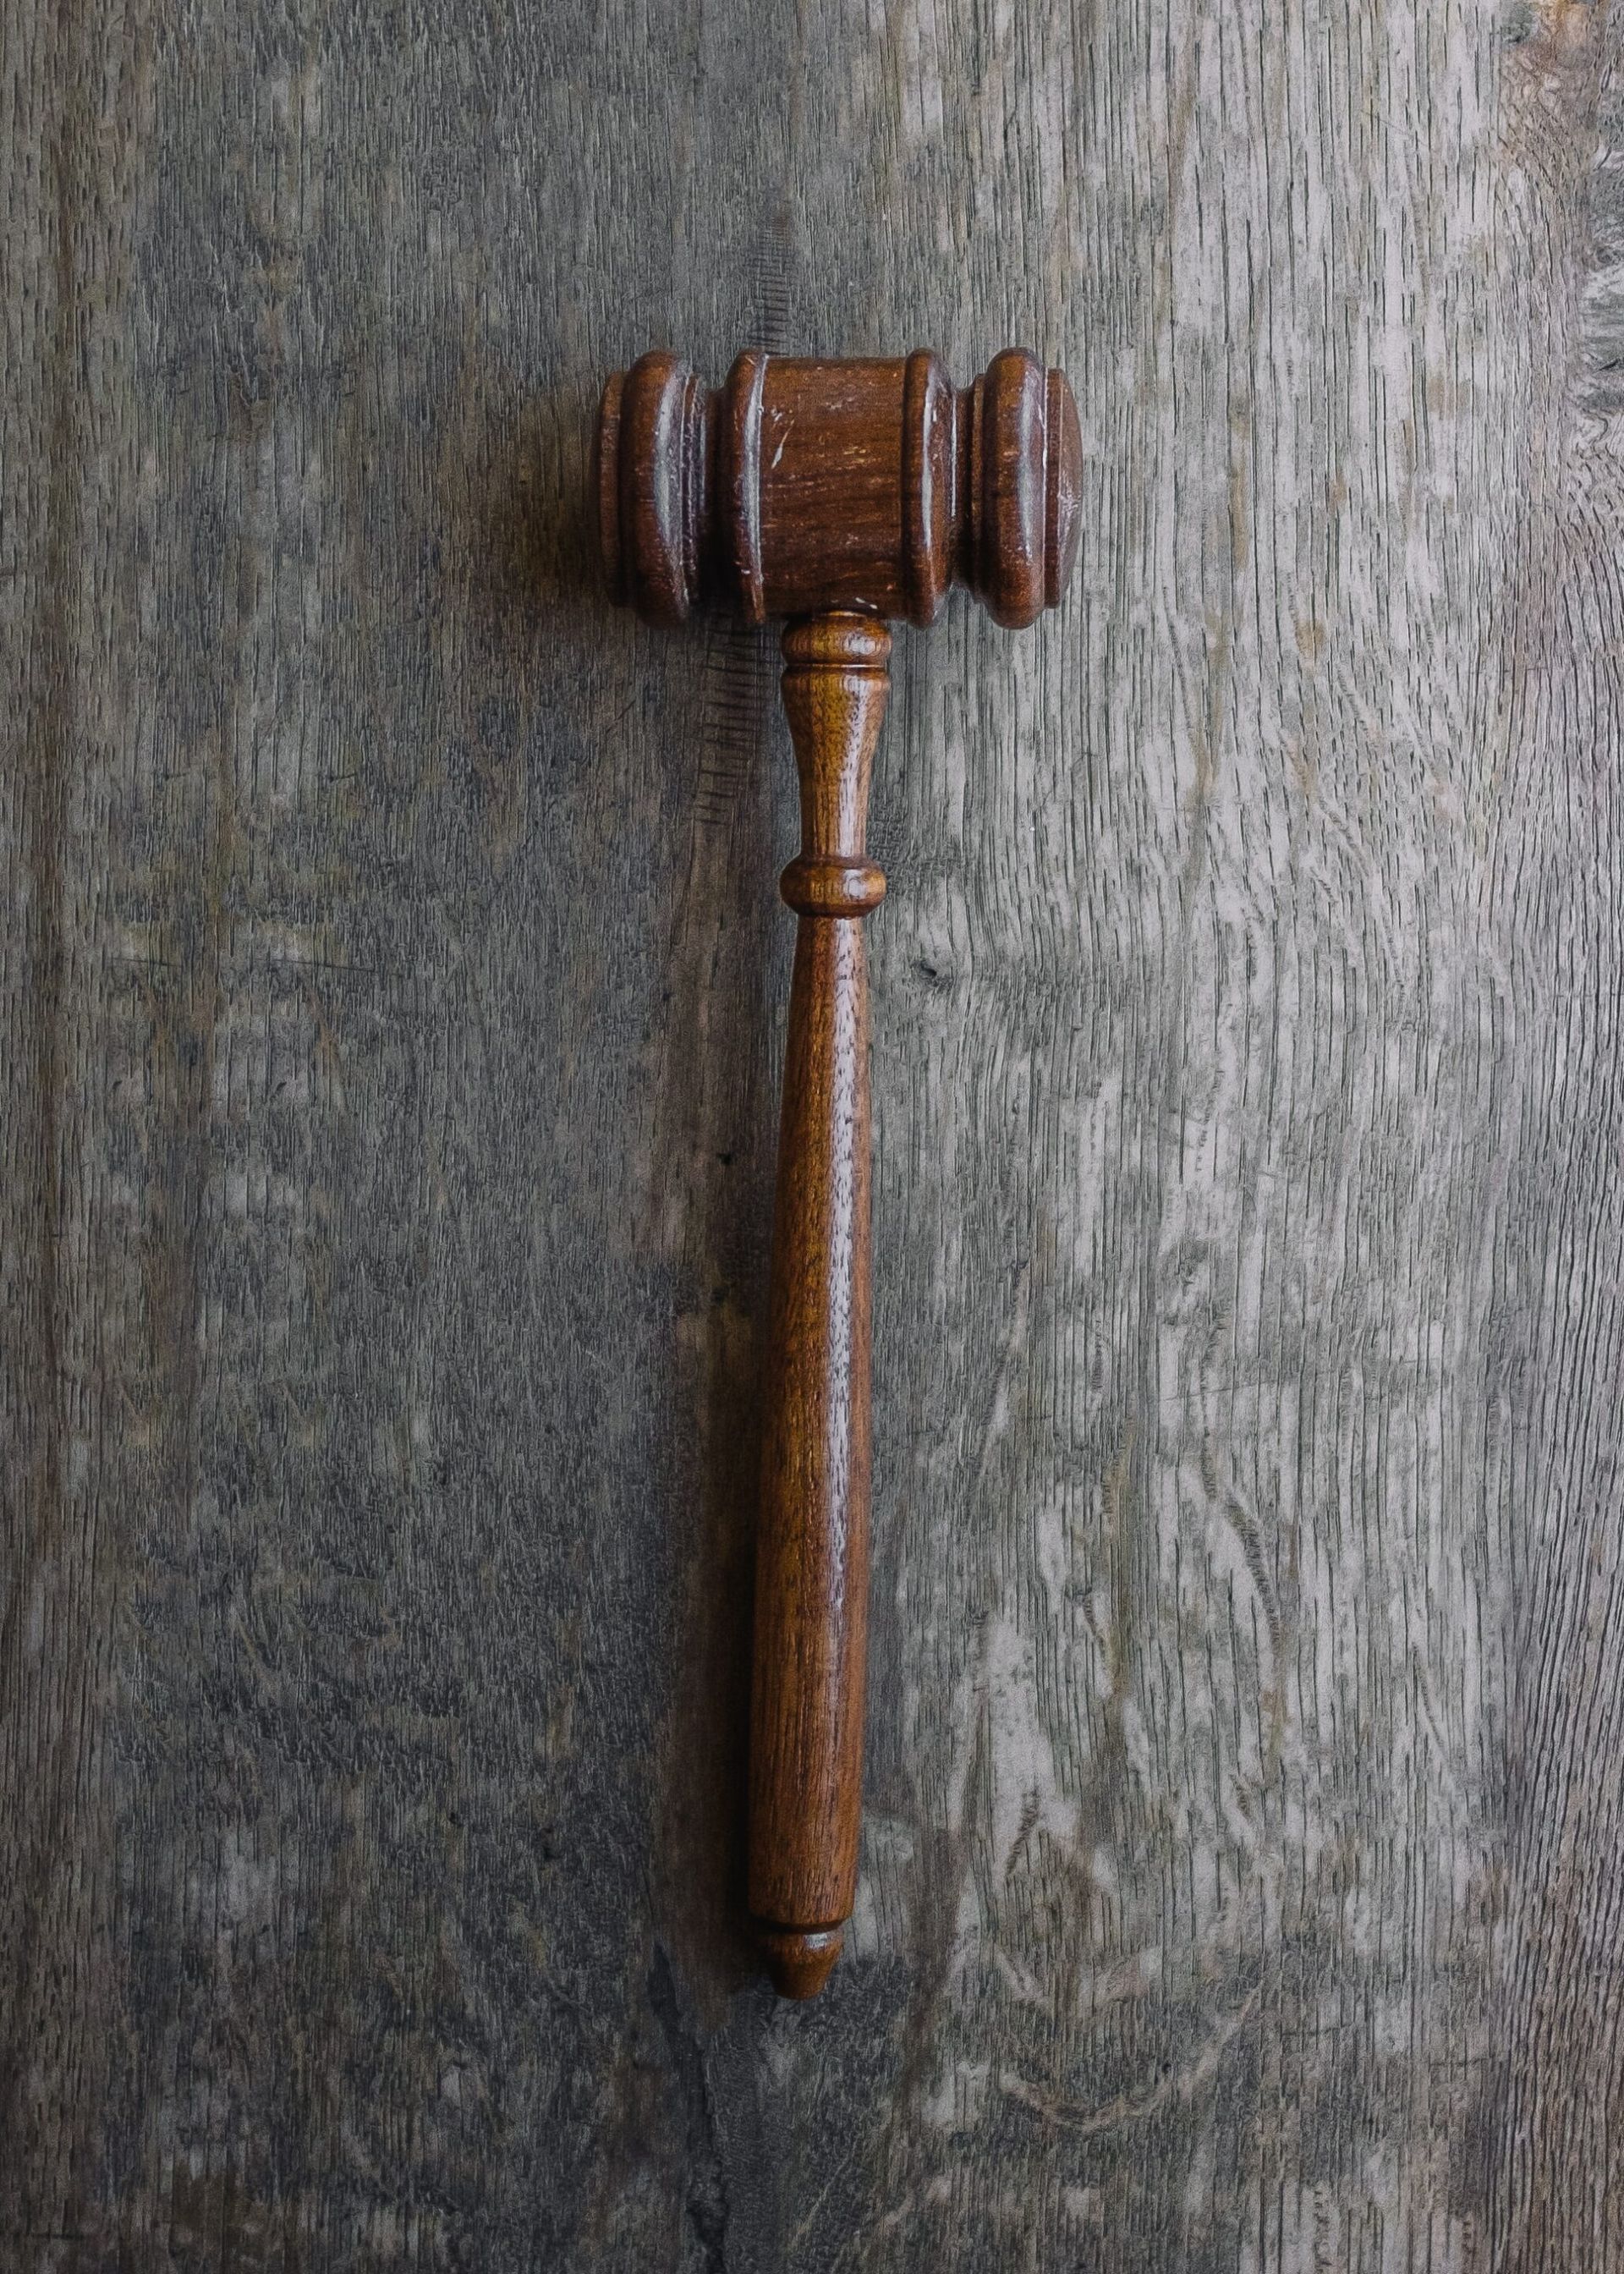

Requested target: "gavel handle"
[{"left": 748, "top": 612, "right": 891, "bottom": 1998}]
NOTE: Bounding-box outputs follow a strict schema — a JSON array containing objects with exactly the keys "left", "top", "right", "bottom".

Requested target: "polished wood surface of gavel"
[{"left": 595, "top": 348, "right": 1082, "bottom": 1997}]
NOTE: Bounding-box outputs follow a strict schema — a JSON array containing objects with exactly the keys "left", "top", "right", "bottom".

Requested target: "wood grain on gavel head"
[{"left": 594, "top": 349, "right": 1082, "bottom": 629}]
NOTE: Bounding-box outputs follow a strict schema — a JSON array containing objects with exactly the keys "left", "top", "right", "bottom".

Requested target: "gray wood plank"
[
  {"left": 2, "top": 0, "right": 1620, "bottom": 2266},
  {"left": 1491, "top": 8, "right": 1624, "bottom": 2266}
]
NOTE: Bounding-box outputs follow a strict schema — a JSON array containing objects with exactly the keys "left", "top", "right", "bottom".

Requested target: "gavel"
[{"left": 594, "top": 348, "right": 1082, "bottom": 1996}]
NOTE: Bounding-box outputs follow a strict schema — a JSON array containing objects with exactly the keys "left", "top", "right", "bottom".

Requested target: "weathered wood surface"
[{"left": 4, "top": 1, "right": 1624, "bottom": 2266}]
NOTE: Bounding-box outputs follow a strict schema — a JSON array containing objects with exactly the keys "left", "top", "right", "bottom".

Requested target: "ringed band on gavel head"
[{"left": 595, "top": 348, "right": 1082, "bottom": 631}]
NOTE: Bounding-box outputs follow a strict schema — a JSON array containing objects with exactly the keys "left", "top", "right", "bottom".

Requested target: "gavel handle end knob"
[{"left": 754, "top": 1925, "right": 845, "bottom": 2001}]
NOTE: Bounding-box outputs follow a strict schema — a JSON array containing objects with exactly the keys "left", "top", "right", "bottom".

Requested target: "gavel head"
[{"left": 594, "top": 349, "right": 1082, "bottom": 632}]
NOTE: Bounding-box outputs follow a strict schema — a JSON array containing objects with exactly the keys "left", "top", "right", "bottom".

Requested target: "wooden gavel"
[{"left": 595, "top": 348, "right": 1082, "bottom": 1996}]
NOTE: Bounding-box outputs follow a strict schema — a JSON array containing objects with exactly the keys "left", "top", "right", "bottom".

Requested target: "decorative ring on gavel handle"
[{"left": 593, "top": 348, "right": 1083, "bottom": 1997}]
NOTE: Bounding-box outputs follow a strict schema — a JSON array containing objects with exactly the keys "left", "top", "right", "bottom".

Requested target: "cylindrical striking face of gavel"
[
  {"left": 597, "top": 348, "right": 1081, "bottom": 630},
  {"left": 595, "top": 349, "right": 1082, "bottom": 1997}
]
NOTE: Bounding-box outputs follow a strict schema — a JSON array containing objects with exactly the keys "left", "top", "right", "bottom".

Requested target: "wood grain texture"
[
  {"left": 3, "top": 0, "right": 1622, "bottom": 2266},
  {"left": 749, "top": 613, "right": 889, "bottom": 2000},
  {"left": 594, "top": 347, "right": 1082, "bottom": 630}
]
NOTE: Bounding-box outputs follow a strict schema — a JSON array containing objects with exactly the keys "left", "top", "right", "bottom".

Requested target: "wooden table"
[{"left": 3, "top": 1, "right": 1621, "bottom": 2263}]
